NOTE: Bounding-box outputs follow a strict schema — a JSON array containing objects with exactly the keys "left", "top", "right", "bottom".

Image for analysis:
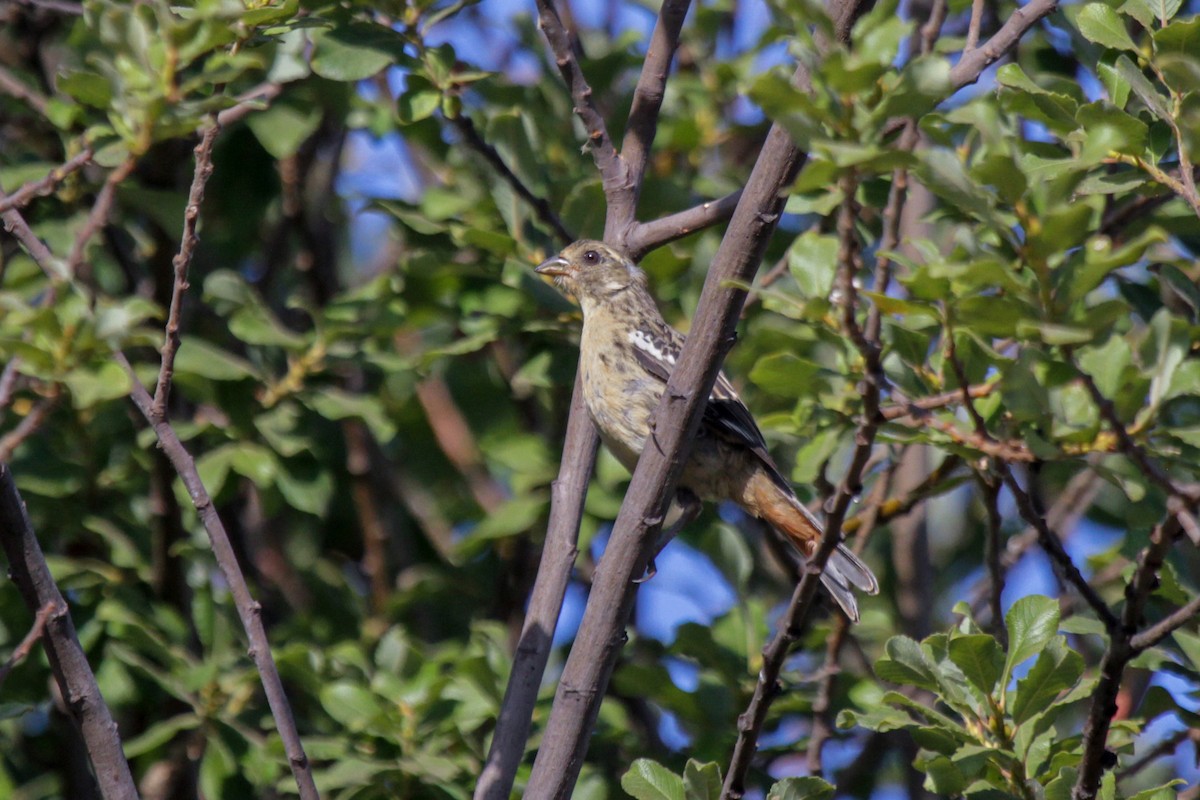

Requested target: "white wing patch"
[{"left": 628, "top": 329, "right": 676, "bottom": 366}]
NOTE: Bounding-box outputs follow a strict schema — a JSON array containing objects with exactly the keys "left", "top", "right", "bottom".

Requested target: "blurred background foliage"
[{"left": 0, "top": 0, "right": 1199, "bottom": 798}]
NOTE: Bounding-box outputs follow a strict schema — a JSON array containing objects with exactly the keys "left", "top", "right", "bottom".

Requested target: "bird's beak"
[{"left": 535, "top": 255, "right": 570, "bottom": 276}]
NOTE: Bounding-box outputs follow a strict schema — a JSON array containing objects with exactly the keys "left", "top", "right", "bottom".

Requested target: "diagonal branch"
[
  {"left": 0, "top": 148, "right": 94, "bottom": 215},
  {"left": 948, "top": 0, "right": 1058, "bottom": 90},
  {"left": 449, "top": 113, "right": 573, "bottom": 245},
  {"left": 526, "top": 116, "right": 808, "bottom": 800},
  {"left": 1073, "top": 517, "right": 1185, "bottom": 800},
  {"left": 0, "top": 465, "right": 140, "bottom": 800},
  {"left": 117, "top": 353, "right": 320, "bottom": 800}
]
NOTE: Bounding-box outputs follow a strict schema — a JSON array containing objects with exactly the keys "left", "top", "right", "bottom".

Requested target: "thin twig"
[
  {"left": 880, "top": 380, "right": 998, "bottom": 421},
  {"left": 0, "top": 64, "right": 49, "bottom": 116},
  {"left": 216, "top": 82, "right": 284, "bottom": 126},
  {"left": 723, "top": 170, "right": 884, "bottom": 800},
  {"left": 0, "top": 149, "right": 94, "bottom": 215},
  {"left": 415, "top": 375, "right": 508, "bottom": 514},
  {"left": 1073, "top": 518, "right": 1183, "bottom": 800},
  {"left": 1117, "top": 727, "right": 1197, "bottom": 782},
  {"left": 68, "top": 155, "right": 137, "bottom": 281},
  {"left": 1001, "top": 464, "right": 1119, "bottom": 632},
  {"left": 449, "top": 114, "right": 573, "bottom": 245},
  {"left": 964, "top": 0, "right": 986, "bottom": 52},
  {"left": 0, "top": 600, "right": 56, "bottom": 691},
  {"left": 625, "top": 189, "right": 743, "bottom": 259},
  {"left": 152, "top": 120, "right": 220, "bottom": 420},
  {"left": 0, "top": 394, "right": 58, "bottom": 462}
]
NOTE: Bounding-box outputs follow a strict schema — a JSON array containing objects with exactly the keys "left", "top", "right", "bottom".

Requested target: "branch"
[
  {"left": 1000, "top": 464, "right": 1119, "bottom": 631},
  {"left": 723, "top": 170, "right": 884, "bottom": 800},
  {"left": 0, "top": 465, "right": 140, "bottom": 800},
  {"left": 0, "top": 149, "right": 94, "bottom": 215},
  {"left": 624, "top": 189, "right": 743, "bottom": 260},
  {"left": 880, "top": 380, "right": 998, "bottom": 420},
  {"left": 449, "top": 114, "right": 573, "bottom": 245},
  {"left": 475, "top": 375, "right": 599, "bottom": 800},
  {"left": 1073, "top": 517, "right": 1184, "bottom": 800},
  {"left": 525, "top": 119, "right": 808, "bottom": 800},
  {"left": 115, "top": 354, "right": 320, "bottom": 800},
  {"left": 0, "top": 64, "right": 49, "bottom": 116},
  {"left": 615, "top": 0, "right": 692, "bottom": 232},
  {"left": 67, "top": 155, "right": 138, "bottom": 282},
  {"left": 948, "top": 0, "right": 1059, "bottom": 90},
  {"left": 0, "top": 393, "right": 58, "bottom": 462},
  {"left": 415, "top": 375, "right": 508, "bottom": 514},
  {"left": 964, "top": 0, "right": 986, "bottom": 52},
  {"left": 0, "top": 600, "right": 55, "bottom": 691},
  {"left": 216, "top": 82, "right": 284, "bottom": 126},
  {"left": 534, "top": 0, "right": 629, "bottom": 233},
  {"left": 152, "top": 120, "right": 220, "bottom": 419}
]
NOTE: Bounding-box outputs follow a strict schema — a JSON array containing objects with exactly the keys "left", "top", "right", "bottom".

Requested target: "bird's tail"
[{"left": 751, "top": 473, "right": 879, "bottom": 623}]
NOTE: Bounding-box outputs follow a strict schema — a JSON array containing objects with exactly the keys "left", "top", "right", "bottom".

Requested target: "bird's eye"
[{"left": 582, "top": 250, "right": 599, "bottom": 264}]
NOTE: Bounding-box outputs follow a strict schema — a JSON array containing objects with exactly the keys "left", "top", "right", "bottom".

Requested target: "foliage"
[{"left": 0, "top": 0, "right": 1198, "bottom": 798}]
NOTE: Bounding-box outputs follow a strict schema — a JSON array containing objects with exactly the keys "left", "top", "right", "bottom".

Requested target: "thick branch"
[
  {"left": 474, "top": 374, "right": 599, "bottom": 800},
  {"left": 0, "top": 465, "right": 140, "bottom": 800},
  {"left": 525, "top": 119, "right": 807, "bottom": 800}
]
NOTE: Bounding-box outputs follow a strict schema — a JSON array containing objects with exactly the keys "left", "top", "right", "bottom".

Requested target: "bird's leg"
[{"left": 635, "top": 488, "right": 702, "bottom": 583}]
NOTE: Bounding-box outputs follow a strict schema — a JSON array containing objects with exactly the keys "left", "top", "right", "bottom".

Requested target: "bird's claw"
[{"left": 634, "top": 559, "right": 658, "bottom": 584}]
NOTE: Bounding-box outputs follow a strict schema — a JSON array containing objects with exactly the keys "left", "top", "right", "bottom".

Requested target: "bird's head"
[{"left": 535, "top": 240, "right": 647, "bottom": 312}]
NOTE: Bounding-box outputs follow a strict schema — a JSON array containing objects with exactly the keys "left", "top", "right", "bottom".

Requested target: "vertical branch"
[
  {"left": 0, "top": 465, "right": 140, "bottom": 800},
  {"left": 475, "top": 374, "right": 599, "bottom": 800},
  {"left": 613, "top": 0, "right": 692, "bottom": 240},
  {"left": 152, "top": 121, "right": 221, "bottom": 419}
]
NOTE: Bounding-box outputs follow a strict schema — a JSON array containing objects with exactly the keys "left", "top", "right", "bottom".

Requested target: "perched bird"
[{"left": 536, "top": 240, "right": 878, "bottom": 621}]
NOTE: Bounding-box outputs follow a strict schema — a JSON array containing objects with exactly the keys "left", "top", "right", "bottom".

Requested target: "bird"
[{"left": 535, "top": 240, "right": 878, "bottom": 622}]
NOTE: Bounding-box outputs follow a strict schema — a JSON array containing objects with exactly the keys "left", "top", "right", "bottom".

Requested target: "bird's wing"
[{"left": 626, "top": 321, "right": 791, "bottom": 491}]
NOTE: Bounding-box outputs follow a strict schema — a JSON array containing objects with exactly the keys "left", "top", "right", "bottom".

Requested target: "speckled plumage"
[{"left": 536, "top": 240, "right": 878, "bottom": 621}]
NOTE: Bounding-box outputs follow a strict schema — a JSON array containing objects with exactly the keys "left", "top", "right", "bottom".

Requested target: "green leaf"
[
  {"left": 749, "top": 353, "right": 823, "bottom": 397},
  {"left": 1121, "top": 0, "right": 1183, "bottom": 27},
  {"left": 787, "top": 231, "right": 839, "bottom": 298},
  {"left": 1114, "top": 55, "right": 1172, "bottom": 120},
  {"left": 1003, "top": 595, "right": 1060, "bottom": 686},
  {"left": 310, "top": 23, "right": 408, "bottom": 81},
  {"left": 1076, "top": 3, "right": 1139, "bottom": 51},
  {"left": 766, "top": 776, "right": 836, "bottom": 800},
  {"left": 319, "top": 682, "right": 384, "bottom": 731},
  {"left": 621, "top": 759, "right": 684, "bottom": 800},
  {"left": 682, "top": 760, "right": 722, "bottom": 800},
  {"left": 875, "top": 636, "right": 940, "bottom": 692},
  {"left": 1153, "top": 15, "right": 1200, "bottom": 54},
  {"left": 456, "top": 494, "right": 548, "bottom": 556},
  {"left": 122, "top": 714, "right": 201, "bottom": 757},
  {"left": 64, "top": 360, "right": 132, "bottom": 409},
  {"left": 175, "top": 338, "right": 257, "bottom": 381},
  {"left": 1011, "top": 637, "right": 1084, "bottom": 723},
  {"left": 245, "top": 97, "right": 322, "bottom": 159},
  {"left": 1173, "top": 629, "right": 1200, "bottom": 672},
  {"left": 947, "top": 634, "right": 1004, "bottom": 696}
]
